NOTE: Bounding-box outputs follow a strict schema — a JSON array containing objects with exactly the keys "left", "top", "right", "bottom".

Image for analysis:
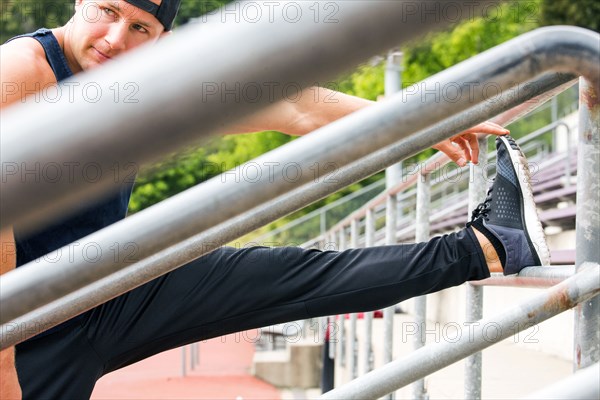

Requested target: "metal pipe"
[
  {"left": 523, "top": 363, "right": 599, "bottom": 400},
  {"left": 339, "top": 229, "right": 347, "bottom": 251},
  {"left": 385, "top": 50, "right": 404, "bottom": 189},
  {"left": 574, "top": 78, "right": 600, "bottom": 370},
  {"left": 4, "top": 1, "right": 500, "bottom": 232},
  {"left": 364, "top": 209, "right": 375, "bottom": 374},
  {"left": 320, "top": 265, "right": 600, "bottom": 400},
  {"left": 464, "top": 136, "right": 488, "bottom": 400},
  {"left": 0, "top": 73, "right": 580, "bottom": 346},
  {"left": 412, "top": 173, "right": 431, "bottom": 400},
  {"left": 469, "top": 266, "right": 575, "bottom": 288},
  {"left": 181, "top": 346, "right": 186, "bottom": 377},
  {"left": 327, "top": 231, "right": 337, "bottom": 363},
  {"left": 350, "top": 313, "right": 358, "bottom": 379},
  {"left": 338, "top": 229, "right": 346, "bottom": 369},
  {"left": 254, "top": 179, "right": 385, "bottom": 243},
  {"left": 328, "top": 316, "right": 336, "bottom": 361},
  {"left": 384, "top": 46, "right": 403, "bottom": 253},
  {"left": 350, "top": 219, "right": 359, "bottom": 379},
  {"left": 383, "top": 194, "right": 397, "bottom": 399},
  {"left": 320, "top": 211, "right": 327, "bottom": 238}
]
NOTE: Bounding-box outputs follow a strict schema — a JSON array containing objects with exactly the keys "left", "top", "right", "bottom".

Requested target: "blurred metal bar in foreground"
[{"left": 1, "top": 1, "right": 494, "bottom": 232}]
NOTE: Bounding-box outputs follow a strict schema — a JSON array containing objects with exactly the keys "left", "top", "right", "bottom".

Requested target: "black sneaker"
[{"left": 467, "top": 135, "right": 550, "bottom": 275}]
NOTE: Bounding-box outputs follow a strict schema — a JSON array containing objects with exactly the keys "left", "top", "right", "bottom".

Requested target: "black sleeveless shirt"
[{"left": 6, "top": 28, "right": 135, "bottom": 335}]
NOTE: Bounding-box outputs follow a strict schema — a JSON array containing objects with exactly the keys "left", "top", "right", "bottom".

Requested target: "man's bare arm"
[
  {"left": 0, "top": 37, "right": 56, "bottom": 400},
  {"left": 220, "top": 87, "right": 372, "bottom": 136},
  {"left": 222, "top": 86, "right": 509, "bottom": 164}
]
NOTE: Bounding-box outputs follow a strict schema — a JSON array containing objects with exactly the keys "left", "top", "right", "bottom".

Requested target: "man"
[{"left": 0, "top": 0, "right": 549, "bottom": 398}]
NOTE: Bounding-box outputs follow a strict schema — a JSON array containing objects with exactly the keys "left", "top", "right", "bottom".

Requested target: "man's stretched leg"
[
  {"left": 17, "top": 229, "right": 487, "bottom": 398},
  {"left": 15, "top": 136, "right": 549, "bottom": 398}
]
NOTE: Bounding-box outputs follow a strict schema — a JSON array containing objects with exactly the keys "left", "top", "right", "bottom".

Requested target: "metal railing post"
[
  {"left": 328, "top": 317, "right": 336, "bottom": 358},
  {"left": 551, "top": 95, "right": 559, "bottom": 150},
  {"left": 320, "top": 210, "right": 327, "bottom": 238},
  {"left": 574, "top": 77, "right": 600, "bottom": 370},
  {"left": 464, "top": 136, "right": 489, "bottom": 399},
  {"left": 364, "top": 209, "right": 375, "bottom": 374},
  {"left": 383, "top": 194, "right": 397, "bottom": 400},
  {"left": 192, "top": 342, "right": 199, "bottom": 369},
  {"left": 338, "top": 228, "right": 346, "bottom": 370},
  {"left": 382, "top": 51, "right": 403, "bottom": 400},
  {"left": 385, "top": 50, "right": 404, "bottom": 190},
  {"left": 181, "top": 346, "right": 187, "bottom": 377},
  {"left": 350, "top": 219, "right": 359, "bottom": 379},
  {"left": 190, "top": 344, "right": 195, "bottom": 369},
  {"left": 413, "top": 172, "right": 431, "bottom": 400},
  {"left": 328, "top": 232, "right": 338, "bottom": 363}
]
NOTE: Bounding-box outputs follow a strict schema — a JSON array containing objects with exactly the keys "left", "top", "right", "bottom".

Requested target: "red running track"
[{"left": 91, "top": 332, "right": 281, "bottom": 400}]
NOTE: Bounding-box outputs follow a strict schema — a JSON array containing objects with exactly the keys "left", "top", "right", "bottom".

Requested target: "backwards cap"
[{"left": 123, "top": 0, "right": 181, "bottom": 31}]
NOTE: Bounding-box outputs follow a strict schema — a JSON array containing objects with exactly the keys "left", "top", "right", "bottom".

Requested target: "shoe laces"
[{"left": 467, "top": 186, "right": 493, "bottom": 226}]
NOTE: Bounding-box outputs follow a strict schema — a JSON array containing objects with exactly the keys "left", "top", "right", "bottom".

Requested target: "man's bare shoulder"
[{"left": 1, "top": 37, "right": 57, "bottom": 108}]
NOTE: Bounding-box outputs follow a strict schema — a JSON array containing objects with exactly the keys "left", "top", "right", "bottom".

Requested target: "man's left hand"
[{"left": 432, "top": 121, "right": 509, "bottom": 166}]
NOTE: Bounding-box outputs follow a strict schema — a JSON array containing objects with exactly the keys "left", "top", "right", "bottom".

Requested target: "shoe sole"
[{"left": 499, "top": 135, "right": 551, "bottom": 266}]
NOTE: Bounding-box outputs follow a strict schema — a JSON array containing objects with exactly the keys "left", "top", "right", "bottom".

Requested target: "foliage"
[
  {"left": 128, "top": 131, "right": 293, "bottom": 213},
  {"left": 0, "top": 0, "right": 73, "bottom": 42},
  {"left": 540, "top": 0, "right": 600, "bottom": 32},
  {"left": 175, "top": 0, "right": 230, "bottom": 26}
]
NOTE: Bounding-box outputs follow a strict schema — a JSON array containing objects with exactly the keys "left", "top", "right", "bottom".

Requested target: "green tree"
[
  {"left": 175, "top": 0, "right": 231, "bottom": 26},
  {"left": 1, "top": 0, "right": 73, "bottom": 42},
  {"left": 540, "top": 0, "right": 600, "bottom": 32}
]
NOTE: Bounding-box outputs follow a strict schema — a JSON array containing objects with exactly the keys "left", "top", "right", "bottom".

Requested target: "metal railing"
[
  {"left": 302, "top": 80, "right": 587, "bottom": 398},
  {"left": 253, "top": 178, "right": 387, "bottom": 245},
  {"left": 298, "top": 49, "right": 597, "bottom": 400},
  {"left": 320, "top": 265, "right": 600, "bottom": 399},
  {"left": 0, "top": 4, "right": 598, "bottom": 398}
]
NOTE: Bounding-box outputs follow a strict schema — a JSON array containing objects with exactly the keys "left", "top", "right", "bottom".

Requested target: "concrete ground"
[{"left": 284, "top": 313, "right": 574, "bottom": 400}]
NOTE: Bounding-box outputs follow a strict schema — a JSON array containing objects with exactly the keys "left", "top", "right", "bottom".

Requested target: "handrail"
[
  {"left": 317, "top": 75, "right": 596, "bottom": 398},
  {"left": 252, "top": 177, "right": 386, "bottom": 244},
  {"left": 0, "top": 73, "right": 582, "bottom": 349},
  {"left": 523, "top": 363, "right": 599, "bottom": 400},
  {"left": 1, "top": 1, "right": 495, "bottom": 232},
  {"left": 320, "top": 265, "right": 600, "bottom": 399},
  {"left": 469, "top": 266, "right": 576, "bottom": 288},
  {"left": 329, "top": 79, "right": 577, "bottom": 235}
]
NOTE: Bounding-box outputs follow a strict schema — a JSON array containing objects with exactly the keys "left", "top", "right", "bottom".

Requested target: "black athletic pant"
[{"left": 16, "top": 228, "right": 489, "bottom": 399}]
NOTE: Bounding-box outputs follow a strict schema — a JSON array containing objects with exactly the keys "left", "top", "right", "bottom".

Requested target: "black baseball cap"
[{"left": 123, "top": 0, "right": 181, "bottom": 31}]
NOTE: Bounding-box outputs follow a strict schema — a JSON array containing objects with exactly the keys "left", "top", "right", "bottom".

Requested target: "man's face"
[{"left": 69, "top": 0, "right": 167, "bottom": 71}]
